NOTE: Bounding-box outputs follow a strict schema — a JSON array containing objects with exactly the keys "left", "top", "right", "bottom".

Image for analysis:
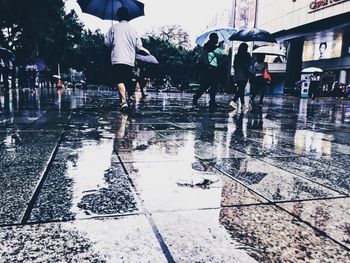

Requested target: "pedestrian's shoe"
[
  {"left": 229, "top": 100, "right": 237, "bottom": 110},
  {"left": 192, "top": 95, "right": 198, "bottom": 106},
  {"left": 120, "top": 101, "right": 129, "bottom": 113}
]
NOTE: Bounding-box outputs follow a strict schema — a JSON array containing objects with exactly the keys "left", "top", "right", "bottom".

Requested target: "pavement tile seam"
[
  {"left": 112, "top": 146, "right": 178, "bottom": 262},
  {"left": 271, "top": 194, "right": 350, "bottom": 205},
  {"left": 221, "top": 142, "right": 348, "bottom": 196},
  {"left": 21, "top": 114, "right": 73, "bottom": 224},
  {"left": 244, "top": 154, "right": 348, "bottom": 196},
  {"left": 273, "top": 200, "right": 350, "bottom": 252},
  {"left": 210, "top": 162, "right": 273, "bottom": 203},
  {"left": 0, "top": 211, "right": 147, "bottom": 229}
]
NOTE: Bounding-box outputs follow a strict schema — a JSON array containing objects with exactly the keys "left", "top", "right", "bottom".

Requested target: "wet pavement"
[{"left": 0, "top": 87, "right": 350, "bottom": 262}]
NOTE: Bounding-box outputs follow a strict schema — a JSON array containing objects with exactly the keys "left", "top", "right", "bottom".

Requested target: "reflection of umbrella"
[
  {"left": 34, "top": 58, "right": 47, "bottom": 72},
  {"left": 136, "top": 54, "right": 159, "bottom": 64},
  {"left": 301, "top": 67, "right": 323, "bottom": 73},
  {"left": 77, "top": 0, "right": 144, "bottom": 21},
  {"left": 252, "top": 45, "right": 286, "bottom": 56},
  {"left": 25, "top": 58, "right": 47, "bottom": 72},
  {"left": 0, "top": 47, "right": 15, "bottom": 61},
  {"left": 229, "top": 28, "right": 277, "bottom": 43},
  {"left": 195, "top": 27, "right": 237, "bottom": 46}
]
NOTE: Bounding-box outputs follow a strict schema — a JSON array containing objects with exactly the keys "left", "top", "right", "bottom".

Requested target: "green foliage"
[
  {"left": 0, "top": 2, "right": 229, "bottom": 87},
  {"left": 142, "top": 36, "right": 198, "bottom": 86},
  {"left": 0, "top": 0, "right": 83, "bottom": 67}
]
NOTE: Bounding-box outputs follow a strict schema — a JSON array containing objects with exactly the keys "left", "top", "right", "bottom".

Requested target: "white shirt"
[{"left": 104, "top": 21, "right": 144, "bottom": 66}]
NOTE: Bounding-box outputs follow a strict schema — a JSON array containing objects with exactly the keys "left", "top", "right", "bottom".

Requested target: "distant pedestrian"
[
  {"left": 132, "top": 61, "right": 148, "bottom": 99},
  {"left": 25, "top": 59, "right": 38, "bottom": 89},
  {"left": 193, "top": 33, "right": 224, "bottom": 110},
  {"left": 104, "top": 7, "right": 149, "bottom": 113},
  {"left": 250, "top": 54, "right": 269, "bottom": 106},
  {"left": 229, "top": 43, "right": 252, "bottom": 111},
  {"left": 309, "top": 72, "right": 320, "bottom": 102}
]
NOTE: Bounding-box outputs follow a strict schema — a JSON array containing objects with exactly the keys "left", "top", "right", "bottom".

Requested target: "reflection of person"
[
  {"left": 104, "top": 7, "right": 149, "bottom": 113},
  {"left": 229, "top": 43, "right": 252, "bottom": 111},
  {"left": 192, "top": 33, "right": 223, "bottom": 110},
  {"left": 318, "top": 42, "right": 327, "bottom": 59}
]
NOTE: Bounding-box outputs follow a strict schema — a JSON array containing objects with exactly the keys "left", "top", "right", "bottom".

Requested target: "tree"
[
  {"left": 75, "top": 29, "right": 111, "bottom": 85},
  {"left": 141, "top": 36, "right": 198, "bottom": 87},
  {"left": 0, "top": 0, "right": 83, "bottom": 68},
  {"left": 145, "top": 25, "right": 191, "bottom": 50}
]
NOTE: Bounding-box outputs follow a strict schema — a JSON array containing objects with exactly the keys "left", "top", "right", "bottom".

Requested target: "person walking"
[
  {"left": 229, "top": 43, "right": 252, "bottom": 111},
  {"left": 104, "top": 7, "right": 149, "bottom": 113},
  {"left": 193, "top": 33, "right": 223, "bottom": 110},
  {"left": 132, "top": 61, "right": 148, "bottom": 99},
  {"left": 250, "top": 54, "right": 269, "bottom": 106},
  {"left": 309, "top": 72, "right": 320, "bottom": 102}
]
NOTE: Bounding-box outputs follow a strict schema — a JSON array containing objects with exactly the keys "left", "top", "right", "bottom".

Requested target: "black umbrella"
[
  {"left": 0, "top": 47, "right": 15, "bottom": 61},
  {"left": 229, "top": 28, "right": 277, "bottom": 43},
  {"left": 77, "top": 0, "right": 144, "bottom": 21}
]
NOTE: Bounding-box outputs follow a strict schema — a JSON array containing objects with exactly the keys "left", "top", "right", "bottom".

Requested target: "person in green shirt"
[{"left": 193, "top": 33, "right": 224, "bottom": 110}]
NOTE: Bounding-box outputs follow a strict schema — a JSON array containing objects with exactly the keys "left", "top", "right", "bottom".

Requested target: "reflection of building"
[{"left": 256, "top": 0, "right": 350, "bottom": 94}]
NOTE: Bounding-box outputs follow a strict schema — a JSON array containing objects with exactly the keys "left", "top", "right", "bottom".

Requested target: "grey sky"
[{"left": 65, "top": 0, "right": 232, "bottom": 46}]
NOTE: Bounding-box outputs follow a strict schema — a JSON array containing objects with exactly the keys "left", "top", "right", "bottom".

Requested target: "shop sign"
[{"left": 309, "top": 0, "right": 349, "bottom": 13}]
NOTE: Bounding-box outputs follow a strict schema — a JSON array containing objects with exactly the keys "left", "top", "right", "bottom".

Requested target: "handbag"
[{"left": 263, "top": 68, "right": 271, "bottom": 82}]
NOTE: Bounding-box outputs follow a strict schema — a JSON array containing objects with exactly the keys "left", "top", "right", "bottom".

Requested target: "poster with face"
[
  {"left": 303, "top": 32, "right": 343, "bottom": 61},
  {"left": 315, "top": 42, "right": 332, "bottom": 60}
]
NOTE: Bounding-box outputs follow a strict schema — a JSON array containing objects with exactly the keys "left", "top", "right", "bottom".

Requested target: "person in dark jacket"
[{"left": 229, "top": 43, "right": 252, "bottom": 111}]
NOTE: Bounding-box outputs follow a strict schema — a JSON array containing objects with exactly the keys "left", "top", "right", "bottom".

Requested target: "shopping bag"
[{"left": 263, "top": 68, "right": 271, "bottom": 82}]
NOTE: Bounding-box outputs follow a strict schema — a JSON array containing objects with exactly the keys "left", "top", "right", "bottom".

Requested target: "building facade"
[{"left": 257, "top": 0, "right": 350, "bottom": 93}]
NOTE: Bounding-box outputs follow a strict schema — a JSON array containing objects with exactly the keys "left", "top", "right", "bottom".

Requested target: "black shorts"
[{"left": 111, "top": 64, "right": 133, "bottom": 86}]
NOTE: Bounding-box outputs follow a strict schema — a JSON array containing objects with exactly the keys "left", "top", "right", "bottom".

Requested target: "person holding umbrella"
[
  {"left": 104, "top": 7, "right": 149, "bottom": 113},
  {"left": 229, "top": 43, "right": 252, "bottom": 111},
  {"left": 192, "top": 32, "right": 224, "bottom": 110}
]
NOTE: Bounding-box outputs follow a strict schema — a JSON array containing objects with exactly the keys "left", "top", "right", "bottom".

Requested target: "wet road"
[{"left": 0, "top": 87, "right": 350, "bottom": 262}]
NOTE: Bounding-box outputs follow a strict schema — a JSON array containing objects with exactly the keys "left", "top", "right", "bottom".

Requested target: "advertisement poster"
[
  {"left": 234, "top": 0, "right": 256, "bottom": 29},
  {"left": 302, "top": 33, "right": 343, "bottom": 61}
]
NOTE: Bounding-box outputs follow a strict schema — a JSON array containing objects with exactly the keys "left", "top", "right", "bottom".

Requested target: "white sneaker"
[{"left": 229, "top": 101, "right": 237, "bottom": 109}]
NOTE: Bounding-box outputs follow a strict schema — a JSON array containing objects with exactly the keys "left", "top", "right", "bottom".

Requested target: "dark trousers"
[
  {"left": 251, "top": 77, "right": 266, "bottom": 104},
  {"left": 309, "top": 81, "right": 318, "bottom": 99},
  {"left": 194, "top": 67, "right": 219, "bottom": 104},
  {"left": 232, "top": 80, "right": 248, "bottom": 105}
]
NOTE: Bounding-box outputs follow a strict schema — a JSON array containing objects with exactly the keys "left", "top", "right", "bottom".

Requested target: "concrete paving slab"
[
  {"left": 212, "top": 157, "right": 342, "bottom": 201},
  {"left": 280, "top": 197, "right": 350, "bottom": 248},
  {"left": 124, "top": 160, "right": 266, "bottom": 212},
  {"left": 0, "top": 216, "right": 165, "bottom": 262}
]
